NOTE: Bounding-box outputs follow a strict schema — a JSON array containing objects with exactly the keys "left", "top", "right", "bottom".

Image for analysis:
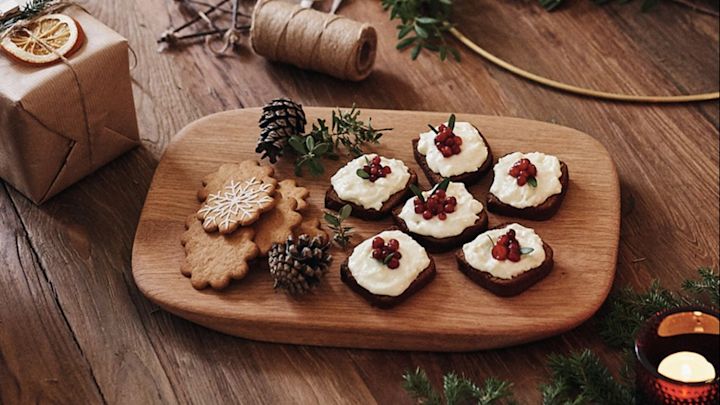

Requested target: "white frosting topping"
[
  {"left": 489, "top": 152, "right": 562, "bottom": 208},
  {"left": 417, "top": 122, "right": 489, "bottom": 177},
  {"left": 330, "top": 154, "right": 411, "bottom": 210},
  {"left": 348, "top": 230, "right": 431, "bottom": 297},
  {"left": 397, "top": 182, "right": 484, "bottom": 238},
  {"left": 462, "top": 223, "right": 546, "bottom": 280}
]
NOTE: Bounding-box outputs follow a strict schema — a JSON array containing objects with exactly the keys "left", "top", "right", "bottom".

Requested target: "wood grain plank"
[
  {"left": 1, "top": 0, "right": 717, "bottom": 403},
  {"left": 0, "top": 187, "right": 104, "bottom": 404}
]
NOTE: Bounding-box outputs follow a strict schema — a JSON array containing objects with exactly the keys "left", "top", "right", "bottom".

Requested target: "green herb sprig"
[
  {"left": 290, "top": 106, "right": 390, "bottom": 176},
  {"left": 403, "top": 367, "right": 514, "bottom": 405},
  {"left": 324, "top": 204, "right": 353, "bottom": 248},
  {"left": 0, "top": 0, "right": 54, "bottom": 32},
  {"left": 381, "top": 0, "right": 460, "bottom": 61}
]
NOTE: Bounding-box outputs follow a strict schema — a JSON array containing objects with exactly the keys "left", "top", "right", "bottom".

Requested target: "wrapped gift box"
[{"left": 0, "top": 7, "right": 139, "bottom": 204}]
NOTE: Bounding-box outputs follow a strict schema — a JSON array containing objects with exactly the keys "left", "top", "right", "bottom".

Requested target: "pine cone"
[
  {"left": 268, "top": 234, "right": 332, "bottom": 295},
  {"left": 256, "top": 98, "right": 307, "bottom": 163}
]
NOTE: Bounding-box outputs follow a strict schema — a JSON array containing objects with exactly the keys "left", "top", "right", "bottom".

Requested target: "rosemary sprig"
[
  {"left": 291, "top": 106, "right": 390, "bottom": 176},
  {"left": 381, "top": 0, "right": 460, "bottom": 61},
  {"left": 324, "top": 204, "right": 353, "bottom": 248},
  {"left": 402, "top": 367, "right": 514, "bottom": 405},
  {"left": 0, "top": 0, "right": 54, "bottom": 32}
]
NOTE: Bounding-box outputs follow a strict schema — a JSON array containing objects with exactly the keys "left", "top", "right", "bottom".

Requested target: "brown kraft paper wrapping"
[{"left": 0, "top": 7, "right": 140, "bottom": 204}]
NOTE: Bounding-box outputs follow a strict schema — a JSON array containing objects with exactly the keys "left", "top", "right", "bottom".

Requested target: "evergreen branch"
[
  {"left": 323, "top": 205, "right": 353, "bottom": 248},
  {"left": 540, "top": 350, "right": 633, "bottom": 405},
  {"left": 403, "top": 368, "right": 442, "bottom": 405},
  {"left": 381, "top": 0, "right": 460, "bottom": 62},
  {"left": 1, "top": 0, "right": 55, "bottom": 32},
  {"left": 403, "top": 368, "right": 513, "bottom": 405},
  {"left": 681, "top": 267, "right": 720, "bottom": 307}
]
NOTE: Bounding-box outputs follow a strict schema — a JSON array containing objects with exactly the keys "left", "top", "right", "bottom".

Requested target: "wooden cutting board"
[{"left": 132, "top": 107, "right": 620, "bottom": 351}]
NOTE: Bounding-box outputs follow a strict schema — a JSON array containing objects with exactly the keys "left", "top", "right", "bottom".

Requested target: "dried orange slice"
[{"left": 1, "top": 13, "right": 85, "bottom": 66}]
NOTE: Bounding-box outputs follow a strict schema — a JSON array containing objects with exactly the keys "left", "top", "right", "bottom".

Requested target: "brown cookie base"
[
  {"left": 340, "top": 257, "right": 436, "bottom": 309},
  {"left": 455, "top": 237, "right": 554, "bottom": 297},
  {"left": 325, "top": 168, "right": 418, "bottom": 220},
  {"left": 391, "top": 206, "right": 489, "bottom": 253},
  {"left": 487, "top": 160, "right": 569, "bottom": 221},
  {"left": 411, "top": 127, "right": 494, "bottom": 186}
]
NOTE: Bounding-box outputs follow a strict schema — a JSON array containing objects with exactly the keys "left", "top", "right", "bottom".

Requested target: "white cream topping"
[
  {"left": 462, "top": 223, "right": 546, "bottom": 280},
  {"left": 330, "top": 154, "right": 411, "bottom": 210},
  {"left": 348, "top": 230, "right": 431, "bottom": 297},
  {"left": 397, "top": 182, "right": 484, "bottom": 238},
  {"left": 489, "top": 152, "right": 562, "bottom": 208},
  {"left": 416, "top": 122, "right": 489, "bottom": 177}
]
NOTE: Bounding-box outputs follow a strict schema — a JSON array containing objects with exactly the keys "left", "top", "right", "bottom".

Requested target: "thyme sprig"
[
  {"left": 289, "top": 106, "right": 390, "bottom": 176},
  {"left": 324, "top": 204, "right": 353, "bottom": 248}
]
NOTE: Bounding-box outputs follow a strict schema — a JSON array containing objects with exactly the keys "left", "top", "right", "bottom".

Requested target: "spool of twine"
[{"left": 250, "top": 0, "right": 377, "bottom": 81}]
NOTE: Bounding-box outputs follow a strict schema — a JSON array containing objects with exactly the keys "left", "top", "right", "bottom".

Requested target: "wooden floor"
[{"left": 1, "top": 0, "right": 718, "bottom": 403}]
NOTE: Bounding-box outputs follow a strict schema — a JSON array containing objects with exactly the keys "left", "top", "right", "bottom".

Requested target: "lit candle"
[{"left": 658, "top": 351, "right": 716, "bottom": 383}]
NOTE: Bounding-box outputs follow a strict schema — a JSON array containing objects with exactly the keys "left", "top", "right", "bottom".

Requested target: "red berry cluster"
[
  {"left": 491, "top": 229, "right": 523, "bottom": 262},
  {"left": 413, "top": 189, "right": 457, "bottom": 221},
  {"left": 361, "top": 156, "right": 392, "bottom": 182},
  {"left": 371, "top": 236, "right": 401, "bottom": 269},
  {"left": 508, "top": 158, "right": 537, "bottom": 186},
  {"left": 434, "top": 124, "right": 463, "bottom": 157}
]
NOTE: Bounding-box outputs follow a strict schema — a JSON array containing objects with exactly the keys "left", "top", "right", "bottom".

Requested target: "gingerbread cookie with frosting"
[
  {"left": 456, "top": 222, "right": 554, "bottom": 296},
  {"left": 413, "top": 116, "right": 493, "bottom": 185},
  {"left": 487, "top": 152, "right": 569, "bottom": 220},
  {"left": 325, "top": 154, "right": 418, "bottom": 220},
  {"left": 340, "top": 229, "right": 436, "bottom": 309},
  {"left": 197, "top": 161, "right": 278, "bottom": 233},
  {"left": 392, "top": 181, "right": 488, "bottom": 252}
]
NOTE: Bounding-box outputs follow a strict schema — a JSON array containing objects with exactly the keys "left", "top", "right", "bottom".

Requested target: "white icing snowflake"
[{"left": 198, "top": 177, "right": 275, "bottom": 233}]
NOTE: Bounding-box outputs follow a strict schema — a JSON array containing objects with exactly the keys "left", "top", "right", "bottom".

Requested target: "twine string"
[{"left": 250, "top": 0, "right": 377, "bottom": 81}]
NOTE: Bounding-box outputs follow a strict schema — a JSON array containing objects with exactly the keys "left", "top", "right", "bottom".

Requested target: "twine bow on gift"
[{"left": 0, "top": 0, "right": 95, "bottom": 169}]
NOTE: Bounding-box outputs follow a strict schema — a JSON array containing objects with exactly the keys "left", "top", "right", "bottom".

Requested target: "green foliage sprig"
[
  {"left": 598, "top": 267, "right": 719, "bottom": 348},
  {"left": 324, "top": 204, "right": 353, "bottom": 248},
  {"left": 540, "top": 350, "right": 633, "bottom": 405},
  {"left": 402, "top": 367, "right": 514, "bottom": 405},
  {"left": 289, "top": 106, "right": 390, "bottom": 176},
  {"left": 381, "top": 0, "right": 460, "bottom": 61},
  {"left": 401, "top": 268, "right": 719, "bottom": 404},
  {"left": 0, "top": 0, "right": 54, "bottom": 32}
]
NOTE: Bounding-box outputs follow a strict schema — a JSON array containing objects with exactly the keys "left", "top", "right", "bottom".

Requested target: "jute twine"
[{"left": 250, "top": 0, "right": 377, "bottom": 81}]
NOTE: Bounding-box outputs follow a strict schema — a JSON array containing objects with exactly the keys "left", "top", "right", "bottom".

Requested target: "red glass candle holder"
[{"left": 635, "top": 306, "right": 719, "bottom": 404}]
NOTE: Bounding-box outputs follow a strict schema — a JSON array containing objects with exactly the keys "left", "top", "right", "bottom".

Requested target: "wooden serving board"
[{"left": 132, "top": 107, "right": 620, "bottom": 351}]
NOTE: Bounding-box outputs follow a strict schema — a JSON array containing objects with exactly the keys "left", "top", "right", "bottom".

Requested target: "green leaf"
[
  {"left": 356, "top": 168, "right": 370, "bottom": 179},
  {"left": 409, "top": 184, "right": 425, "bottom": 203},
  {"left": 520, "top": 247, "right": 534, "bottom": 255},
  {"left": 288, "top": 136, "right": 307, "bottom": 154},
  {"left": 324, "top": 212, "right": 340, "bottom": 227},
  {"left": 339, "top": 204, "right": 352, "bottom": 220},
  {"left": 396, "top": 36, "right": 416, "bottom": 50},
  {"left": 415, "top": 17, "right": 439, "bottom": 24},
  {"left": 383, "top": 252, "right": 396, "bottom": 264},
  {"left": 447, "top": 114, "right": 456, "bottom": 130},
  {"left": 397, "top": 24, "right": 413, "bottom": 39},
  {"left": 411, "top": 44, "right": 422, "bottom": 60},
  {"left": 449, "top": 47, "right": 461, "bottom": 62},
  {"left": 313, "top": 142, "right": 330, "bottom": 156},
  {"left": 427, "top": 124, "right": 438, "bottom": 134},
  {"left": 308, "top": 158, "right": 324, "bottom": 175},
  {"left": 414, "top": 23, "right": 429, "bottom": 39},
  {"left": 528, "top": 177, "right": 538, "bottom": 187},
  {"left": 435, "top": 177, "right": 450, "bottom": 193},
  {"left": 305, "top": 135, "right": 315, "bottom": 152}
]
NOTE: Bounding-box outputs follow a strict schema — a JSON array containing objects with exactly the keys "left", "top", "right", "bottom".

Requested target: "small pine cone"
[
  {"left": 268, "top": 234, "right": 332, "bottom": 295},
  {"left": 256, "top": 98, "right": 307, "bottom": 163}
]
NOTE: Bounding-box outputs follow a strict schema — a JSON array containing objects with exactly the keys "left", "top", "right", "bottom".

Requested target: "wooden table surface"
[{"left": 1, "top": 0, "right": 718, "bottom": 403}]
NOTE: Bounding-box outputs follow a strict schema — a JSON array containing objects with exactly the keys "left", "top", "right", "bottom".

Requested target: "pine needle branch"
[
  {"left": 1, "top": 0, "right": 55, "bottom": 32},
  {"left": 403, "top": 368, "right": 514, "bottom": 405},
  {"left": 681, "top": 267, "right": 720, "bottom": 307},
  {"left": 403, "top": 368, "right": 442, "bottom": 405},
  {"left": 540, "top": 350, "right": 633, "bottom": 405}
]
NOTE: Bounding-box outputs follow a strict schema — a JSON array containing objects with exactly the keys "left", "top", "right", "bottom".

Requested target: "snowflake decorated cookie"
[{"left": 197, "top": 161, "right": 278, "bottom": 234}]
